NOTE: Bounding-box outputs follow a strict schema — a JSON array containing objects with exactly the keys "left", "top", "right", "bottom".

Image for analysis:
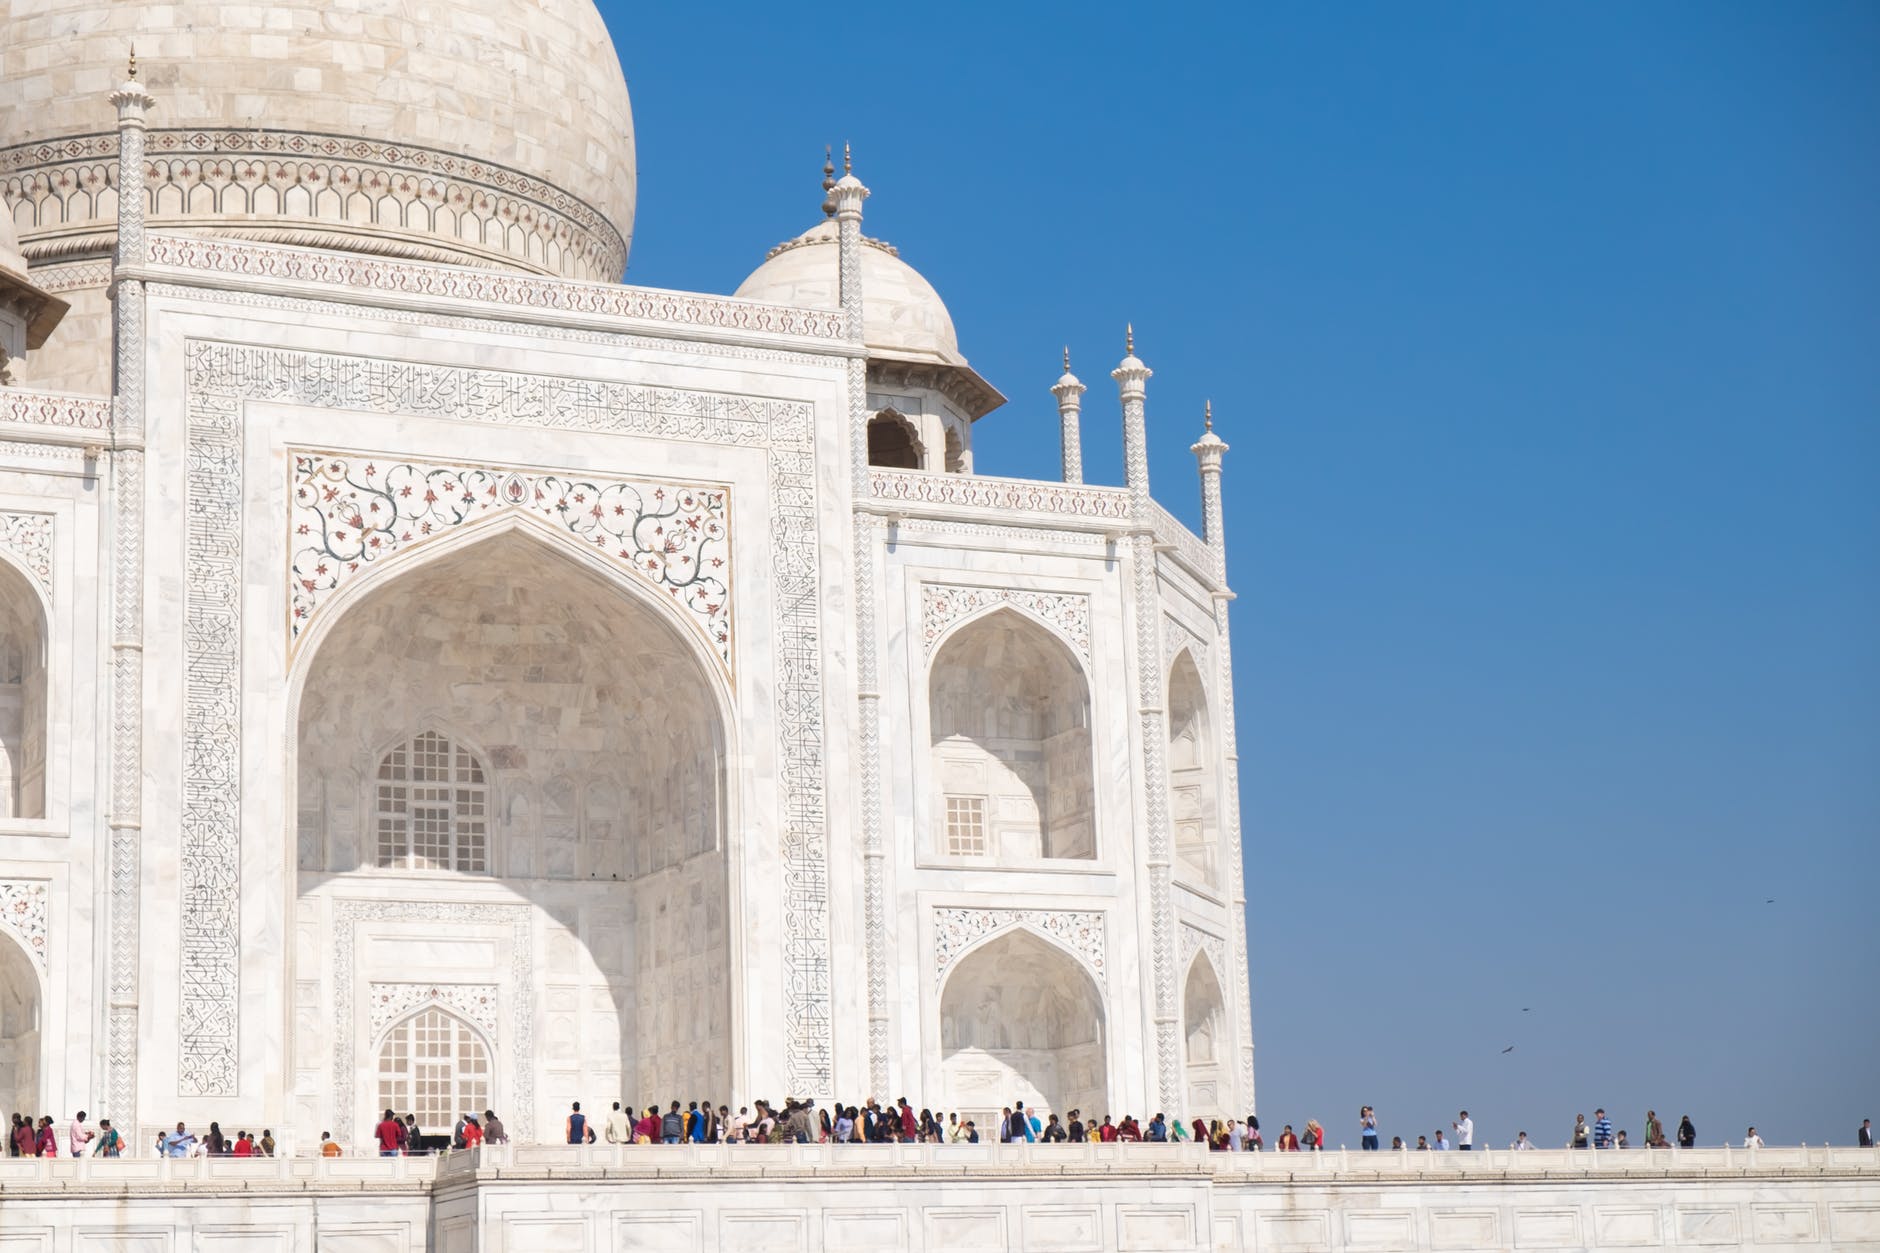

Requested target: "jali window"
[
  {"left": 376, "top": 731, "right": 488, "bottom": 872},
  {"left": 945, "top": 795, "right": 987, "bottom": 856},
  {"left": 376, "top": 1007, "right": 490, "bottom": 1135}
]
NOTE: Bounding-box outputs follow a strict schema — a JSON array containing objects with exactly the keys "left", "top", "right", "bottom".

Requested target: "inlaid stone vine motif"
[
  {"left": 289, "top": 452, "right": 733, "bottom": 670},
  {"left": 920, "top": 583, "right": 1090, "bottom": 663},
  {"left": 368, "top": 983, "right": 499, "bottom": 1043},
  {"left": 932, "top": 907, "right": 1105, "bottom": 990},
  {"left": 0, "top": 881, "right": 48, "bottom": 974},
  {"left": 0, "top": 512, "right": 53, "bottom": 599}
]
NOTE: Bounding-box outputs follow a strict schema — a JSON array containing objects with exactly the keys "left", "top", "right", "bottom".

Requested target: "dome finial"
[
  {"left": 127, "top": 44, "right": 137, "bottom": 80},
  {"left": 844, "top": 141, "right": 853, "bottom": 175},
  {"left": 821, "top": 145, "right": 837, "bottom": 218},
  {"left": 1126, "top": 323, "right": 1135, "bottom": 355},
  {"left": 1063, "top": 345, "right": 1071, "bottom": 372},
  {"left": 1204, "top": 399, "right": 1213, "bottom": 432}
]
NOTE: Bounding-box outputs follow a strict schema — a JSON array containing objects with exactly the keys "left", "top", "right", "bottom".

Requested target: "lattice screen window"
[
  {"left": 375, "top": 731, "right": 489, "bottom": 872},
  {"left": 375, "top": 1007, "right": 490, "bottom": 1135},
  {"left": 944, "top": 795, "right": 988, "bottom": 856}
]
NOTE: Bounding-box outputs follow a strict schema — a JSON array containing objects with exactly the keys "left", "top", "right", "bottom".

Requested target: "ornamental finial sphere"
[
  {"left": 127, "top": 44, "right": 137, "bottom": 80},
  {"left": 1126, "top": 323, "right": 1135, "bottom": 355}
]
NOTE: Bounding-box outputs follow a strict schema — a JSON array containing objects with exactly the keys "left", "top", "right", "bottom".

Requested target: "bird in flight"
[
  {"left": 1522, "top": 1007, "right": 1532, "bottom": 1012},
  {"left": 1501, "top": 1046, "right": 1515, "bottom": 1054},
  {"left": 1765, "top": 899, "right": 1775, "bottom": 904}
]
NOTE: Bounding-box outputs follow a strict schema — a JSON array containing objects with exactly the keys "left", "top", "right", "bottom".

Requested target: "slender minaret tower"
[
  {"left": 1113, "top": 326, "right": 1181, "bottom": 1111},
  {"left": 1191, "top": 400, "right": 1228, "bottom": 578},
  {"left": 105, "top": 46, "right": 155, "bottom": 1124},
  {"left": 1052, "top": 347, "right": 1085, "bottom": 483}
]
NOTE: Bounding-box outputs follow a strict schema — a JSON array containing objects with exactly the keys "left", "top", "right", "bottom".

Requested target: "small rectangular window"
[{"left": 945, "top": 795, "right": 987, "bottom": 856}]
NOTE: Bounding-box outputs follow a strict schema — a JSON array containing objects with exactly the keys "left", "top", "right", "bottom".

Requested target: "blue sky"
[{"left": 604, "top": 2, "right": 1880, "bottom": 1145}]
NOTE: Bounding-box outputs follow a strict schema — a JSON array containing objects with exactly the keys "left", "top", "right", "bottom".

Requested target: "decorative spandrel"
[{"left": 289, "top": 452, "right": 733, "bottom": 674}]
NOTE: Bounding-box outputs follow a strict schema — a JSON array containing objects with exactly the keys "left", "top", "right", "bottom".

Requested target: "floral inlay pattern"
[
  {"left": 290, "top": 453, "right": 732, "bottom": 670},
  {"left": 368, "top": 982, "right": 499, "bottom": 1043},
  {"left": 932, "top": 907, "right": 1105, "bottom": 990},
  {"left": 0, "top": 881, "right": 49, "bottom": 974},
  {"left": 0, "top": 512, "right": 53, "bottom": 600}
]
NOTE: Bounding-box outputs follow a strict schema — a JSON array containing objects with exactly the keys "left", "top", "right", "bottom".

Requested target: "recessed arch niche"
[
  {"left": 292, "top": 525, "right": 731, "bottom": 1140},
  {"left": 0, "top": 558, "right": 47, "bottom": 820},
  {"left": 938, "top": 928, "right": 1106, "bottom": 1127},
  {"left": 928, "top": 609, "right": 1095, "bottom": 862},
  {"left": 1182, "top": 951, "right": 1226, "bottom": 1116},
  {"left": 1167, "top": 649, "right": 1218, "bottom": 886}
]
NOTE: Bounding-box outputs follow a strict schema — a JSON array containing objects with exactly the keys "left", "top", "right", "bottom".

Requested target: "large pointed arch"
[
  {"left": 0, "top": 923, "right": 42, "bottom": 1123},
  {"left": 289, "top": 520, "right": 739, "bottom": 1145},
  {"left": 928, "top": 607, "right": 1095, "bottom": 861}
]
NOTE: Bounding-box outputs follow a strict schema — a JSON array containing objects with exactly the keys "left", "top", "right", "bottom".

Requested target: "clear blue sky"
[{"left": 603, "top": 1, "right": 1880, "bottom": 1146}]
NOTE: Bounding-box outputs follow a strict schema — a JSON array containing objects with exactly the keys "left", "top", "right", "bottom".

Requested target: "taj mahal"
[
  {"left": 1, "top": 4, "right": 1875, "bottom": 1251},
  {"left": 0, "top": 0, "right": 1250, "bottom": 1154}
]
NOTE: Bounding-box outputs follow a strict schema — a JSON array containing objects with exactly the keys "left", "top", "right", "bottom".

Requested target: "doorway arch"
[{"left": 0, "top": 929, "right": 40, "bottom": 1120}]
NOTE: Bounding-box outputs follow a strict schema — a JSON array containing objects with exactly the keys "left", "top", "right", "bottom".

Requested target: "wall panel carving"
[
  {"left": 185, "top": 336, "right": 833, "bottom": 1096},
  {"left": 368, "top": 983, "right": 500, "bottom": 1044}
]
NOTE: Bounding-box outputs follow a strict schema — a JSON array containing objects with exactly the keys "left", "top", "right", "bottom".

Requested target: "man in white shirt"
[
  {"left": 1512, "top": 1131, "right": 1534, "bottom": 1150},
  {"left": 727, "top": 1107, "right": 751, "bottom": 1143},
  {"left": 1227, "top": 1119, "right": 1244, "bottom": 1151},
  {"left": 68, "top": 1111, "right": 95, "bottom": 1158},
  {"left": 1743, "top": 1127, "right": 1764, "bottom": 1148},
  {"left": 603, "top": 1102, "right": 632, "bottom": 1144},
  {"left": 1453, "top": 1110, "right": 1474, "bottom": 1151},
  {"left": 1433, "top": 1130, "right": 1450, "bottom": 1150}
]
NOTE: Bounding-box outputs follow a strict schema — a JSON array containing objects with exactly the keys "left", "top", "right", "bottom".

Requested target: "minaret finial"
[
  {"left": 1204, "top": 399, "right": 1213, "bottom": 431},
  {"left": 1063, "top": 345, "right": 1071, "bottom": 372},
  {"left": 1126, "top": 323, "right": 1135, "bottom": 354},
  {"left": 128, "top": 44, "right": 137, "bottom": 80},
  {"left": 843, "top": 142, "right": 852, "bottom": 175},
  {"left": 821, "top": 145, "right": 837, "bottom": 218}
]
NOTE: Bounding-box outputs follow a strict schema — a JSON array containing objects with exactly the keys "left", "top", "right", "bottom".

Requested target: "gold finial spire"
[
  {"left": 1126, "top": 323, "right": 1135, "bottom": 355},
  {"left": 843, "top": 141, "right": 852, "bottom": 175},
  {"left": 1204, "top": 399, "right": 1213, "bottom": 431},
  {"left": 821, "top": 145, "right": 836, "bottom": 218},
  {"left": 127, "top": 44, "right": 138, "bottom": 80},
  {"left": 1063, "top": 345, "right": 1071, "bottom": 372}
]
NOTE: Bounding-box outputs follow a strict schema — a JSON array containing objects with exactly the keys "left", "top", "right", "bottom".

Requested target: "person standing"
[
  {"left": 605, "top": 1101, "right": 631, "bottom": 1144},
  {"left": 1592, "top": 1109, "right": 1614, "bottom": 1150},
  {"left": 1452, "top": 1110, "right": 1474, "bottom": 1151},
  {"left": 1571, "top": 1114, "right": 1590, "bottom": 1149},
  {"left": 1433, "top": 1128, "right": 1449, "bottom": 1151},
  {"left": 1644, "top": 1110, "right": 1662, "bottom": 1148},
  {"left": 463, "top": 1116, "right": 483, "bottom": 1150},
  {"left": 1677, "top": 1114, "right": 1696, "bottom": 1148},
  {"left": 68, "top": 1110, "right": 94, "bottom": 1158},
  {"left": 94, "top": 1119, "right": 122, "bottom": 1157},
  {"left": 1859, "top": 1119, "right": 1873, "bottom": 1148},
  {"left": 565, "top": 1102, "right": 589, "bottom": 1146},
  {"left": 1512, "top": 1131, "right": 1534, "bottom": 1150},
  {"left": 661, "top": 1101, "right": 683, "bottom": 1144},
  {"left": 1744, "top": 1126, "right": 1764, "bottom": 1148},
  {"left": 320, "top": 1132, "right": 342, "bottom": 1157},
  {"left": 484, "top": 1110, "right": 507, "bottom": 1145},
  {"left": 163, "top": 1123, "right": 198, "bottom": 1158},
  {"left": 1360, "top": 1106, "right": 1379, "bottom": 1151}
]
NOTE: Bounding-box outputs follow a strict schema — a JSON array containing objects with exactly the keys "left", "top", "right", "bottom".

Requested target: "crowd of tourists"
[{"left": 11, "top": 1103, "right": 1874, "bottom": 1157}]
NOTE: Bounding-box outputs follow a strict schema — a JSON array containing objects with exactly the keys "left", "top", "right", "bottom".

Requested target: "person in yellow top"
[{"left": 319, "top": 1131, "right": 342, "bottom": 1157}]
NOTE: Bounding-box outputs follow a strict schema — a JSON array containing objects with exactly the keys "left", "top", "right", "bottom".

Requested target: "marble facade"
[{"left": 0, "top": 0, "right": 1255, "bottom": 1153}]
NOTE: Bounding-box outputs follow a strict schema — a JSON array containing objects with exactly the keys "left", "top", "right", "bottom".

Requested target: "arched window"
[
  {"left": 375, "top": 1007, "right": 490, "bottom": 1135},
  {"left": 375, "top": 731, "right": 488, "bottom": 872},
  {"left": 0, "top": 559, "right": 47, "bottom": 820},
  {"left": 1167, "top": 651, "right": 1218, "bottom": 885},
  {"left": 867, "top": 410, "right": 923, "bottom": 469}
]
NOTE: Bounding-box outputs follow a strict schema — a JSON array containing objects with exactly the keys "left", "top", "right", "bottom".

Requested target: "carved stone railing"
[
  {"left": 1151, "top": 500, "right": 1223, "bottom": 588},
  {"left": 868, "top": 468, "right": 1132, "bottom": 525},
  {"left": 139, "top": 234, "right": 849, "bottom": 341}
]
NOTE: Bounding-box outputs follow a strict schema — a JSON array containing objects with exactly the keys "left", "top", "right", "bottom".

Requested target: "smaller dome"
[{"left": 734, "top": 220, "right": 963, "bottom": 366}]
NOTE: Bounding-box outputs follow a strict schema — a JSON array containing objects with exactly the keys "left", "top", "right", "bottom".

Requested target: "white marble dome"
[
  {"left": 735, "top": 219, "right": 964, "bottom": 367},
  {"left": 0, "top": 0, "right": 636, "bottom": 278}
]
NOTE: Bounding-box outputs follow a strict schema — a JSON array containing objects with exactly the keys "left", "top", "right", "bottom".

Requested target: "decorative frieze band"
[
  {"left": 368, "top": 982, "right": 500, "bottom": 1044},
  {"left": 0, "top": 881, "right": 48, "bottom": 975},
  {"left": 0, "top": 512, "right": 52, "bottom": 599},
  {"left": 143, "top": 235, "right": 844, "bottom": 339},
  {"left": 920, "top": 583, "right": 1091, "bottom": 663},
  {"left": 289, "top": 452, "right": 732, "bottom": 672},
  {"left": 932, "top": 907, "right": 1106, "bottom": 990},
  {"left": 0, "top": 389, "right": 112, "bottom": 432}
]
